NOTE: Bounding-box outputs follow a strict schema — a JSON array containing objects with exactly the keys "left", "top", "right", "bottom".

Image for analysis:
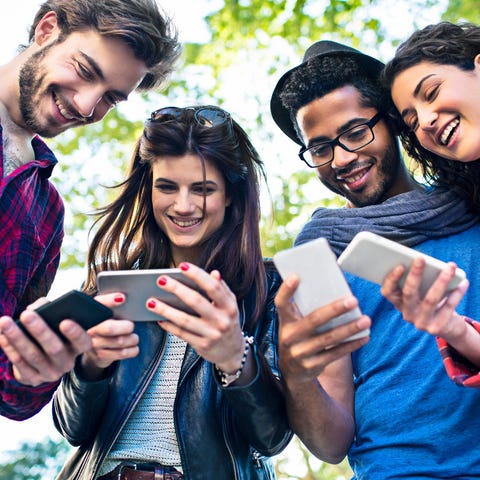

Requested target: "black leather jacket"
[{"left": 53, "top": 265, "right": 292, "bottom": 480}]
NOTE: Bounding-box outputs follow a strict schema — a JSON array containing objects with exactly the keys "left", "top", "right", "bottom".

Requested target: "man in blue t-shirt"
[{"left": 270, "top": 40, "right": 480, "bottom": 479}]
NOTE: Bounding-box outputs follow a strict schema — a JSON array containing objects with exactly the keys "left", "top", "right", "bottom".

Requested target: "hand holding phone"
[
  {"left": 337, "top": 231, "right": 467, "bottom": 298},
  {"left": 273, "top": 238, "right": 369, "bottom": 341},
  {"left": 34, "top": 290, "right": 113, "bottom": 337},
  {"left": 96, "top": 268, "right": 205, "bottom": 321}
]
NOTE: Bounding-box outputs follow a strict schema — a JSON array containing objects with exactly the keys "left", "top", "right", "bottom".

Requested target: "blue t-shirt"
[{"left": 347, "top": 224, "right": 480, "bottom": 479}]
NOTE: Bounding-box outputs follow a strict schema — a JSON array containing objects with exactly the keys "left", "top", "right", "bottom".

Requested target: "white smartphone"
[
  {"left": 97, "top": 268, "right": 204, "bottom": 321},
  {"left": 273, "top": 238, "right": 369, "bottom": 341},
  {"left": 337, "top": 231, "right": 467, "bottom": 298}
]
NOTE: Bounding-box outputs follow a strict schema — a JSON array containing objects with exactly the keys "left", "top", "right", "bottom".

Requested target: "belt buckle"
[
  {"left": 116, "top": 462, "right": 164, "bottom": 479},
  {"left": 116, "top": 461, "right": 139, "bottom": 479}
]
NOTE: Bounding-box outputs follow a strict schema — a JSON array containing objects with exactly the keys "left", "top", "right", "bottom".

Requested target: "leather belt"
[{"left": 98, "top": 462, "right": 184, "bottom": 480}]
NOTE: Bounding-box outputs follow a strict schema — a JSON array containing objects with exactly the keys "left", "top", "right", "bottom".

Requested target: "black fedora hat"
[{"left": 270, "top": 40, "right": 385, "bottom": 145}]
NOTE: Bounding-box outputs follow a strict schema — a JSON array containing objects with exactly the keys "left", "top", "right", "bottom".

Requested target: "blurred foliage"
[
  {"left": 0, "top": 437, "right": 71, "bottom": 479},
  {"left": 261, "top": 171, "right": 344, "bottom": 256},
  {"left": 443, "top": 0, "right": 480, "bottom": 23},
  {"left": 49, "top": 109, "right": 145, "bottom": 267},
  {"left": 275, "top": 437, "right": 353, "bottom": 479}
]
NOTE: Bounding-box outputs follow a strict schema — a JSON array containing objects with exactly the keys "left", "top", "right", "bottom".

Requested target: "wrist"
[
  {"left": 78, "top": 353, "right": 112, "bottom": 381},
  {"left": 442, "top": 313, "right": 469, "bottom": 345},
  {"left": 215, "top": 332, "right": 254, "bottom": 387}
]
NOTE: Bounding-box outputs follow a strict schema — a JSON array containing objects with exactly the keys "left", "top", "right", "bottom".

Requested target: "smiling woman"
[
  {"left": 383, "top": 21, "right": 480, "bottom": 213},
  {"left": 50, "top": 104, "right": 292, "bottom": 480}
]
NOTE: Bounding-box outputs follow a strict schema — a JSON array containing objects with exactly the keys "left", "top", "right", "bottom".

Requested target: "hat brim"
[{"left": 270, "top": 48, "right": 385, "bottom": 145}]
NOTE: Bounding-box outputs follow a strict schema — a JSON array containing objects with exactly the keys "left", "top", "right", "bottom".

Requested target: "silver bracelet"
[{"left": 216, "top": 332, "right": 254, "bottom": 387}]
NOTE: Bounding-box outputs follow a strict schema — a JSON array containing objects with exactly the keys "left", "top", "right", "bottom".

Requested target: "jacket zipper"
[
  {"left": 174, "top": 346, "right": 202, "bottom": 479},
  {"left": 222, "top": 404, "right": 239, "bottom": 480},
  {"left": 252, "top": 450, "right": 262, "bottom": 469},
  {"left": 220, "top": 301, "right": 249, "bottom": 480}
]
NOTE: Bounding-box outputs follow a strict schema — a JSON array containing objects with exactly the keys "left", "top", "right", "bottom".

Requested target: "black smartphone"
[{"left": 26, "top": 290, "right": 113, "bottom": 340}]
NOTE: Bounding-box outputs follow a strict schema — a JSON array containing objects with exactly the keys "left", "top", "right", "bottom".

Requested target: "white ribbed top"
[{"left": 99, "top": 333, "right": 187, "bottom": 476}]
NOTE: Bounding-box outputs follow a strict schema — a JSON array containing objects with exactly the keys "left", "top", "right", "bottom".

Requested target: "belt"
[{"left": 98, "top": 462, "right": 184, "bottom": 480}]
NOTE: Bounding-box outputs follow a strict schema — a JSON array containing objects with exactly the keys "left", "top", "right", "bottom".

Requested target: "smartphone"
[
  {"left": 29, "top": 290, "right": 113, "bottom": 339},
  {"left": 96, "top": 268, "right": 204, "bottom": 321},
  {"left": 273, "top": 238, "right": 369, "bottom": 341},
  {"left": 337, "top": 231, "right": 467, "bottom": 298}
]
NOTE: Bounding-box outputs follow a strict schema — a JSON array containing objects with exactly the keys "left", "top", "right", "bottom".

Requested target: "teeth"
[
  {"left": 54, "top": 94, "right": 76, "bottom": 120},
  {"left": 343, "top": 172, "right": 364, "bottom": 184},
  {"left": 171, "top": 218, "right": 200, "bottom": 227},
  {"left": 440, "top": 118, "right": 459, "bottom": 145}
]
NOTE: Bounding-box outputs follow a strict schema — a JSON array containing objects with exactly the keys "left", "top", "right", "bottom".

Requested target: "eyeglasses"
[
  {"left": 298, "top": 112, "right": 383, "bottom": 168},
  {"left": 149, "top": 106, "right": 230, "bottom": 128}
]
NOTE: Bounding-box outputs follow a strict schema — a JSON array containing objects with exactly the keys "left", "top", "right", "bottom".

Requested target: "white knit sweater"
[{"left": 99, "top": 333, "right": 187, "bottom": 475}]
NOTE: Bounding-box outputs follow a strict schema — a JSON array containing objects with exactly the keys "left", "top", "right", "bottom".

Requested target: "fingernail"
[
  {"left": 180, "top": 262, "right": 189, "bottom": 271},
  {"left": 147, "top": 299, "right": 156, "bottom": 309},
  {"left": 114, "top": 295, "right": 124, "bottom": 303},
  {"left": 62, "top": 323, "right": 74, "bottom": 334},
  {"left": 357, "top": 317, "right": 370, "bottom": 329},
  {"left": 3, "top": 322, "right": 14, "bottom": 333},
  {"left": 158, "top": 276, "right": 167, "bottom": 286},
  {"left": 343, "top": 297, "right": 357, "bottom": 308}
]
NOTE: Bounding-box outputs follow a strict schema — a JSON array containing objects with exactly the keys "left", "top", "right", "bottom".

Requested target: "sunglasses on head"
[{"left": 149, "top": 106, "right": 230, "bottom": 128}]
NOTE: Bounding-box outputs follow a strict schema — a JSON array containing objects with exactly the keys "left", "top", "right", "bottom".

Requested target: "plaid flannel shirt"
[
  {"left": 437, "top": 317, "right": 480, "bottom": 388},
  {"left": 0, "top": 125, "right": 64, "bottom": 420}
]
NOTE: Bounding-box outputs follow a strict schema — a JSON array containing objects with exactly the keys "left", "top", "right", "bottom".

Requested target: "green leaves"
[{"left": 0, "top": 438, "right": 71, "bottom": 480}]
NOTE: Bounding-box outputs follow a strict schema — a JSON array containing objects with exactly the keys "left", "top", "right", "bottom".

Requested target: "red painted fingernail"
[
  {"left": 147, "top": 299, "right": 156, "bottom": 308},
  {"left": 114, "top": 295, "right": 124, "bottom": 303},
  {"left": 180, "top": 262, "right": 189, "bottom": 271},
  {"left": 158, "top": 276, "right": 167, "bottom": 286}
]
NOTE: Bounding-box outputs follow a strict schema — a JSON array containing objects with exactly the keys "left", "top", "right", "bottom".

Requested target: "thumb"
[{"left": 275, "top": 275, "right": 301, "bottom": 325}]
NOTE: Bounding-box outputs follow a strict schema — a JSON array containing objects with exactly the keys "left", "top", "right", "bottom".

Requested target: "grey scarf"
[{"left": 295, "top": 188, "right": 479, "bottom": 257}]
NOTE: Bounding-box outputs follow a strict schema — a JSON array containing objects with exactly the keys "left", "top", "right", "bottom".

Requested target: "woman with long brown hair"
[{"left": 53, "top": 106, "right": 291, "bottom": 480}]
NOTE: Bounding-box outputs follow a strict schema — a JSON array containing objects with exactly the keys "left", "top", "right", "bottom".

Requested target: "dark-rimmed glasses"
[
  {"left": 298, "top": 112, "right": 383, "bottom": 168},
  {"left": 149, "top": 106, "right": 230, "bottom": 128}
]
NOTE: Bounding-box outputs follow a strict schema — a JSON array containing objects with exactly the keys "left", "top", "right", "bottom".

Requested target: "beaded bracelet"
[{"left": 216, "top": 332, "right": 254, "bottom": 387}]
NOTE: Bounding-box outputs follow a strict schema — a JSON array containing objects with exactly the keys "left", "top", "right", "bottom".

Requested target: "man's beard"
[
  {"left": 18, "top": 43, "right": 60, "bottom": 138},
  {"left": 320, "top": 142, "right": 402, "bottom": 208}
]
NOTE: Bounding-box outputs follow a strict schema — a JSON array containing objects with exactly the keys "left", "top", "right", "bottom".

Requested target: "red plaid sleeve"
[
  {"left": 0, "top": 131, "right": 65, "bottom": 419},
  {"left": 436, "top": 317, "right": 480, "bottom": 388},
  {"left": 0, "top": 351, "right": 60, "bottom": 420}
]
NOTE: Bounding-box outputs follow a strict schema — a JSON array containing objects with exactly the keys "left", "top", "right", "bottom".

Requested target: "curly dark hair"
[
  {"left": 83, "top": 106, "right": 268, "bottom": 325},
  {"left": 27, "top": 0, "right": 181, "bottom": 90},
  {"left": 383, "top": 22, "right": 480, "bottom": 212},
  {"left": 280, "top": 54, "right": 400, "bottom": 140}
]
